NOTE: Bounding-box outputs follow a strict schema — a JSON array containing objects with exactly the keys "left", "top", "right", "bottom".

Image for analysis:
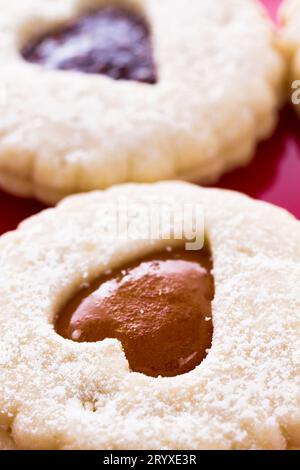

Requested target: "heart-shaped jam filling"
[
  {"left": 55, "top": 247, "right": 214, "bottom": 377},
  {"left": 22, "top": 6, "right": 157, "bottom": 84}
]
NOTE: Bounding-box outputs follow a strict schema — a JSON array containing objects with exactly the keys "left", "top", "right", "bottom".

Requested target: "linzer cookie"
[
  {"left": 0, "top": 0, "right": 284, "bottom": 203},
  {"left": 0, "top": 182, "right": 299, "bottom": 450}
]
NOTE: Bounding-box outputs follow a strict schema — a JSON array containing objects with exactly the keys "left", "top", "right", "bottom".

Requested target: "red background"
[{"left": 0, "top": 0, "right": 299, "bottom": 235}]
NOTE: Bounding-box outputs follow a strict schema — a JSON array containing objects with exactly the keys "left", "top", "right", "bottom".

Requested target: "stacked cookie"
[{"left": 0, "top": 0, "right": 299, "bottom": 451}]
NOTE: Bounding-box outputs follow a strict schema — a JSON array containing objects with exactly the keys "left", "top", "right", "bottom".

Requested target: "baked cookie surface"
[
  {"left": 0, "top": 0, "right": 284, "bottom": 204},
  {"left": 281, "top": 0, "right": 300, "bottom": 109},
  {"left": 0, "top": 182, "right": 299, "bottom": 450}
]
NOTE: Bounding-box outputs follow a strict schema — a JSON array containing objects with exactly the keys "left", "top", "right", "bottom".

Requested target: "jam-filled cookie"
[
  {"left": 0, "top": 0, "right": 284, "bottom": 204},
  {"left": 0, "top": 182, "right": 299, "bottom": 450}
]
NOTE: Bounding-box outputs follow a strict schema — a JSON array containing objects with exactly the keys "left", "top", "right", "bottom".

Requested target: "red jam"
[
  {"left": 55, "top": 248, "right": 214, "bottom": 377},
  {"left": 22, "top": 7, "right": 157, "bottom": 84}
]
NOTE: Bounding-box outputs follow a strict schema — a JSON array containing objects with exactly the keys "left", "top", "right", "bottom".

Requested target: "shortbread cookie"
[
  {"left": 0, "top": 427, "right": 15, "bottom": 451},
  {"left": 281, "top": 0, "right": 300, "bottom": 111},
  {"left": 0, "top": 182, "right": 300, "bottom": 450},
  {"left": 0, "top": 0, "right": 284, "bottom": 204}
]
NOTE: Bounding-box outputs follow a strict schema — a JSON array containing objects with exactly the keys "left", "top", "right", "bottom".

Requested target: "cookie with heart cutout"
[
  {"left": 0, "top": 181, "right": 299, "bottom": 450},
  {"left": 0, "top": 0, "right": 285, "bottom": 204}
]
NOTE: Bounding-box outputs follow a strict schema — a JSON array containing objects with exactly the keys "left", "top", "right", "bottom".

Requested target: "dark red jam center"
[
  {"left": 55, "top": 247, "right": 214, "bottom": 378},
  {"left": 22, "top": 7, "right": 157, "bottom": 84}
]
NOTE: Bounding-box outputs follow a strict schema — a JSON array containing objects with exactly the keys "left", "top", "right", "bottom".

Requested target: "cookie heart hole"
[
  {"left": 21, "top": 6, "right": 157, "bottom": 84},
  {"left": 55, "top": 246, "right": 214, "bottom": 378}
]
